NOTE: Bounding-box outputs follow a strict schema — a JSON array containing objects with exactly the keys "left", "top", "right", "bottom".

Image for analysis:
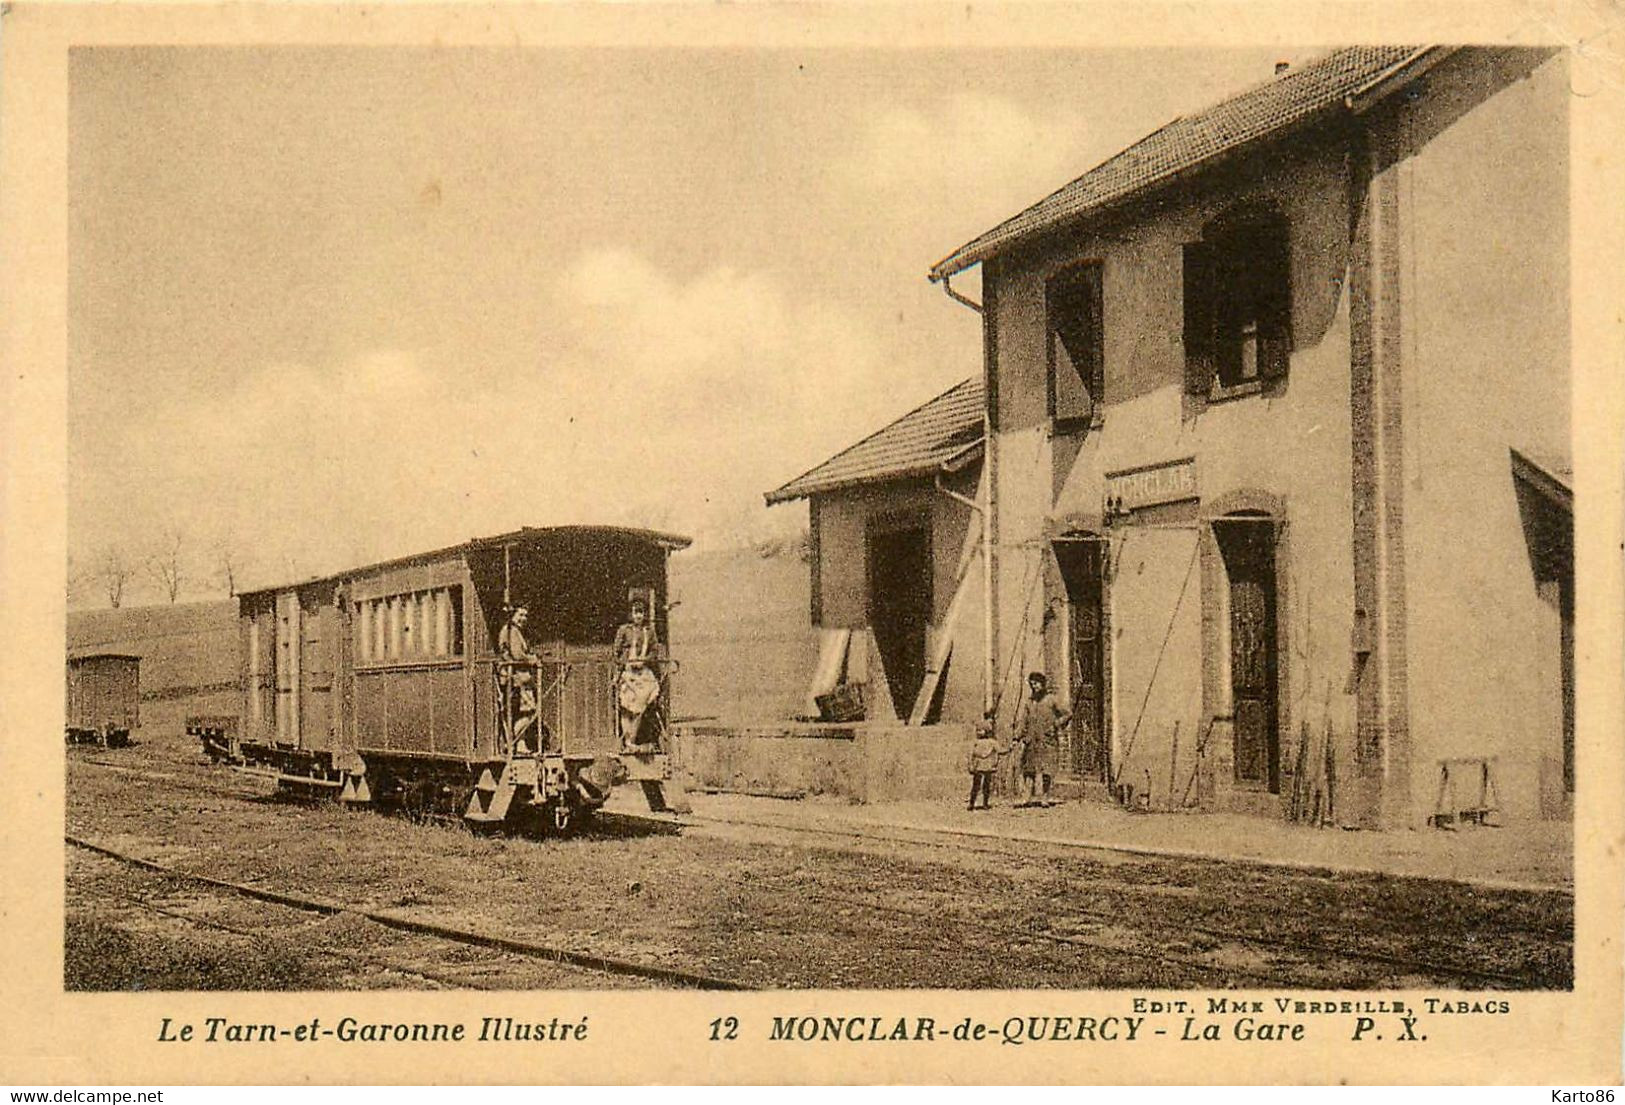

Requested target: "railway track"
[
  {"left": 74, "top": 754, "right": 685, "bottom": 838},
  {"left": 68, "top": 754, "right": 1569, "bottom": 989},
  {"left": 67, "top": 834, "right": 756, "bottom": 991},
  {"left": 74, "top": 755, "right": 272, "bottom": 796},
  {"left": 71, "top": 872, "right": 499, "bottom": 990},
  {"left": 67, "top": 760, "right": 1272, "bottom": 987},
  {"left": 686, "top": 815, "right": 1567, "bottom": 990}
]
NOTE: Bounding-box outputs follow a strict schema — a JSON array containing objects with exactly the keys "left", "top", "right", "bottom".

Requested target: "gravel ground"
[
  {"left": 64, "top": 720, "right": 1572, "bottom": 992},
  {"left": 66, "top": 851, "right": 658, "bottom": 991}
]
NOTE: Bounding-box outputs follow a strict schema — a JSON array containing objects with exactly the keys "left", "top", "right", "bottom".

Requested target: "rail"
[{"left": 68, "top": 833, "right": 756, "bottom": 991}]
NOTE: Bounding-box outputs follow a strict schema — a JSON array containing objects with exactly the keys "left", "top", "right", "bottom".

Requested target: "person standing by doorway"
[{"left": 1017, "top": 672, "right": 1070, "bottom": 806}]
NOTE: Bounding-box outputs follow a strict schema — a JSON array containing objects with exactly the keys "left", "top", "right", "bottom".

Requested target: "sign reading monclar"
[{"left": 1105, "top": 457, "right": 1198, "bottom": 512}]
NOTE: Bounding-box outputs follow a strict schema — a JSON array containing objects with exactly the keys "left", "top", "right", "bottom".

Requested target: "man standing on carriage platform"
[
  {"left": 614, "top": 595, "right": 662, "bottom": 751},
  {"left": 498, "top": 605, "right": 540, "bottom": 754}
]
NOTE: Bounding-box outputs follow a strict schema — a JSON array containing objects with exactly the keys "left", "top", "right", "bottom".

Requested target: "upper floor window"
[
  {"left": 1183, "top": 211, "right": 1292, "bottom": 397},
  {"left": 1046, "top": 261, "right": 1104, "bottom": 426}
]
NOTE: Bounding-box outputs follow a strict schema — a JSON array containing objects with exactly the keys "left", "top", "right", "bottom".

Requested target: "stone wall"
[{"left": 673, "top": 721, "right": 972, "bottom": 803}]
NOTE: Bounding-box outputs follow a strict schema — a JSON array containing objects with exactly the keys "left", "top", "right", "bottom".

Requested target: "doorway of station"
[
  {"left": 1214, "top": 514, "right": 1280, "bottom": 793},
  {"left": 867, "top": 521, "right": 933, "bottom": 720},
  {"left": 1054, "top": 536, "right": 1109, "bottom": 782}
]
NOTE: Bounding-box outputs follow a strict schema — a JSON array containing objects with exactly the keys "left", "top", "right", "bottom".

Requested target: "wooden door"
[
  {"left": 1068, "top": 558, "right": 1107, "bottom": 780},
  {"left": 1070, "top": 596, "right": 1106, "bottom": 779},
  {"left": 335, "top": 584, "right": 355, "bottom": 759},
  {"left": 1054, "top": 538, "right": 1108, "bottom": 780},
  {"left": 299, "top": 590, "right": 337, "bottom": 752},
  {"left": 244, "top": 600, "right": 276, "bottom": 743},
  {"left": 1222, "top": 522, "right": 1278, "bottom": 791},
  {"left": 274, "top": 590, "right": 300, "bottom": 746},
  {"left": 867, "top": 524, "right": 932, "bottom": 720}
]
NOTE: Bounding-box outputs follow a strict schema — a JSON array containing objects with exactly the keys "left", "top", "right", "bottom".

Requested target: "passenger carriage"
[{"left": 192, "top": 526, "right": 691, "bottom": 831}]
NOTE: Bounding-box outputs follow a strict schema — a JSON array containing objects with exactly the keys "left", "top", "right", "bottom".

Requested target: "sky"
[{"left": 68, "top": 44, "right": 1302, "bottom": 601}]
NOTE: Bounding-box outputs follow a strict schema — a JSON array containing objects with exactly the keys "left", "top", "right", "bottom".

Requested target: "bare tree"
[
  {"left": 146, "top": 527, "right": 187, "bottom": 603},
  {"left": 90, "top": 545, "right": 133, "bottom": 609},
  {"left": 212, "top": 532, "right": 244, "bottom": 597}
]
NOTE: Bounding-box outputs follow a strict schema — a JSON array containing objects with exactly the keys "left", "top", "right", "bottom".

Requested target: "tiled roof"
[
  {"left": 929, "top": 46, "right": 1426, "bottom": 279},
  {"left": 765, "top": 378, "right": 985, "bottom": 504}
]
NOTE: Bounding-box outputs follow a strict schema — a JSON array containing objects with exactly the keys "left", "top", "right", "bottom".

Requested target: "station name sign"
[{"left": 1104, "top": 457, "right": 1197, "bottom": 513}]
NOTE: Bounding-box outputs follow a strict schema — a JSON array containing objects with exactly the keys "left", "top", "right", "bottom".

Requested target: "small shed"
[
  {"left": 66, "top": 652, "right": 141, "bottom": 747},
  {"left": 766, "top": 377, "right": 987, "bottom": 726}
]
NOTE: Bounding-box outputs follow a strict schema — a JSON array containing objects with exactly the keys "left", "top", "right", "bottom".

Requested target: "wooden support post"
[{"left": 804, "top": 628, "right": 852, "bottom": 718}]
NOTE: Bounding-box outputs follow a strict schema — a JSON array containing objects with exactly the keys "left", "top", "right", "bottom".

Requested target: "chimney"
[{"left": 1274, "top": 61, "right": 1291, "bottom": 75}]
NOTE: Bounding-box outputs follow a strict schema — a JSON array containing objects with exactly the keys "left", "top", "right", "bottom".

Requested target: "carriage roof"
[{"left": 238, "top": 525, "right": 692, "bottom": 600}]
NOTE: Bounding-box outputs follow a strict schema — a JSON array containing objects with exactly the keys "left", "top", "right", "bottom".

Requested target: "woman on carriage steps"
[
  {"left": 613, "top": 595, "right": 662, "bottom": 751},
  {"left": 497, "top": 605, "right": 540, "bottom": 754}
]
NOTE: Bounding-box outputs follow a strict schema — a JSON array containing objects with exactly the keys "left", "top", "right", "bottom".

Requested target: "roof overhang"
[
  {"left": 465, "top": 525, "right": 693, "bottom": 553},
  {"left": 1343, "top": 47, "right": 1456, "bottom": 114},
  {"left": 1510, "top": 447, "right": 1573, "bottom": 512},
  {"left": 764, "top": 439, "right": 985, "bottom": 506},
  {"left": 240, "top": 524, "right": 693, "bottom": 597}
]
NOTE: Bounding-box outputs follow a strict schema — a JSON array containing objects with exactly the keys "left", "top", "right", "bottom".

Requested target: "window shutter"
[
  {"left": 1182, "top": 242, "right": 1216, "bottom": 395},
  {"left": 1046, "top": 262, "right": 1103, "bottom": 422},
  {"left": 1258, "top": 222, "right": 1292, "bottom": 381}
]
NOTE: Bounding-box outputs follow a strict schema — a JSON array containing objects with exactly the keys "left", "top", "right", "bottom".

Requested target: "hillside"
[
  {"left": 667, "top": 545, "right": 817, "bottom": 722},
  {"left": 67, "top": 599, "right": 238, "bottom": 697},
  {"left": 64, "top": 548, "right": 815, "bottom": 721}
]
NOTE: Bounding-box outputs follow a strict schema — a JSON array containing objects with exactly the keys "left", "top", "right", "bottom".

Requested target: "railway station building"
[{"left": 764, "top": 46, "right": 1572, "bottom": 829}]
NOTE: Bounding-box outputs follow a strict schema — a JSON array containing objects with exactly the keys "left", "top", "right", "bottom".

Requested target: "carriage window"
[
  {"left": 388, "top": 596, "right": 403, "bottom": 658},
  {"left": 354, "top": 586, "right": 464, "bottom": 663}
]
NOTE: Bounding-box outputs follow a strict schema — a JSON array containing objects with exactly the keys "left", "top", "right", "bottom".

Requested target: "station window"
[
  {"left": 1184, "top": 212, "right": 1292, "bottom": 396},
  {"left": 1046, "top": 261, "right": 1104, "bottom": 426},
  {"left": 354, "top": 585, "right": 463, "bottom": 663}
]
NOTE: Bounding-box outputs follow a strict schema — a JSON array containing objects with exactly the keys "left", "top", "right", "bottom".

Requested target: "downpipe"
[{"left": 935, "top": 270, "right": 996, "bottom": 714}]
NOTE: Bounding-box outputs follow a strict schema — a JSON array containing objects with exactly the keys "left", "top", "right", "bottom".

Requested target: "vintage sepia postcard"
[{"left": 2, "top": 0, "right": 1621, "bottom": 1087}]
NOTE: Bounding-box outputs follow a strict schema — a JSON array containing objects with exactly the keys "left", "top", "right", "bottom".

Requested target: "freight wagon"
[
  {"left": 191, "top": 526, "right": 692, "bottom": 832},
  {"left": 66, "top": 652, "right": 141, "bottom": 747}
]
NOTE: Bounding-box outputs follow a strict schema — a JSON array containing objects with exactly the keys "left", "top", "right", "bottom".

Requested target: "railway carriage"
[
  {"left": 65, "top": 652, "right": 141, "bottom": 747},
  {"left": 192, "top": 526, "right": 691, "bottom": 831}
]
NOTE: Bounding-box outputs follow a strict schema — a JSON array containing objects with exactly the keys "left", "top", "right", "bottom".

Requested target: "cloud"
[
  {"left": 540, "top": 246, "right": 900, "bottom": 530},
  {"left": 71, "top": 250, "right": 922, "bottom": 591},
  {"left": 835, "top": 92, "right": 1087, "bottom": 239}
]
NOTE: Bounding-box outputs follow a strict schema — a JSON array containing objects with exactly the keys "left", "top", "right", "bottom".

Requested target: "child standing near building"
[{"left": 966, "top": 709, "right": 1002, "bottom": 811}]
